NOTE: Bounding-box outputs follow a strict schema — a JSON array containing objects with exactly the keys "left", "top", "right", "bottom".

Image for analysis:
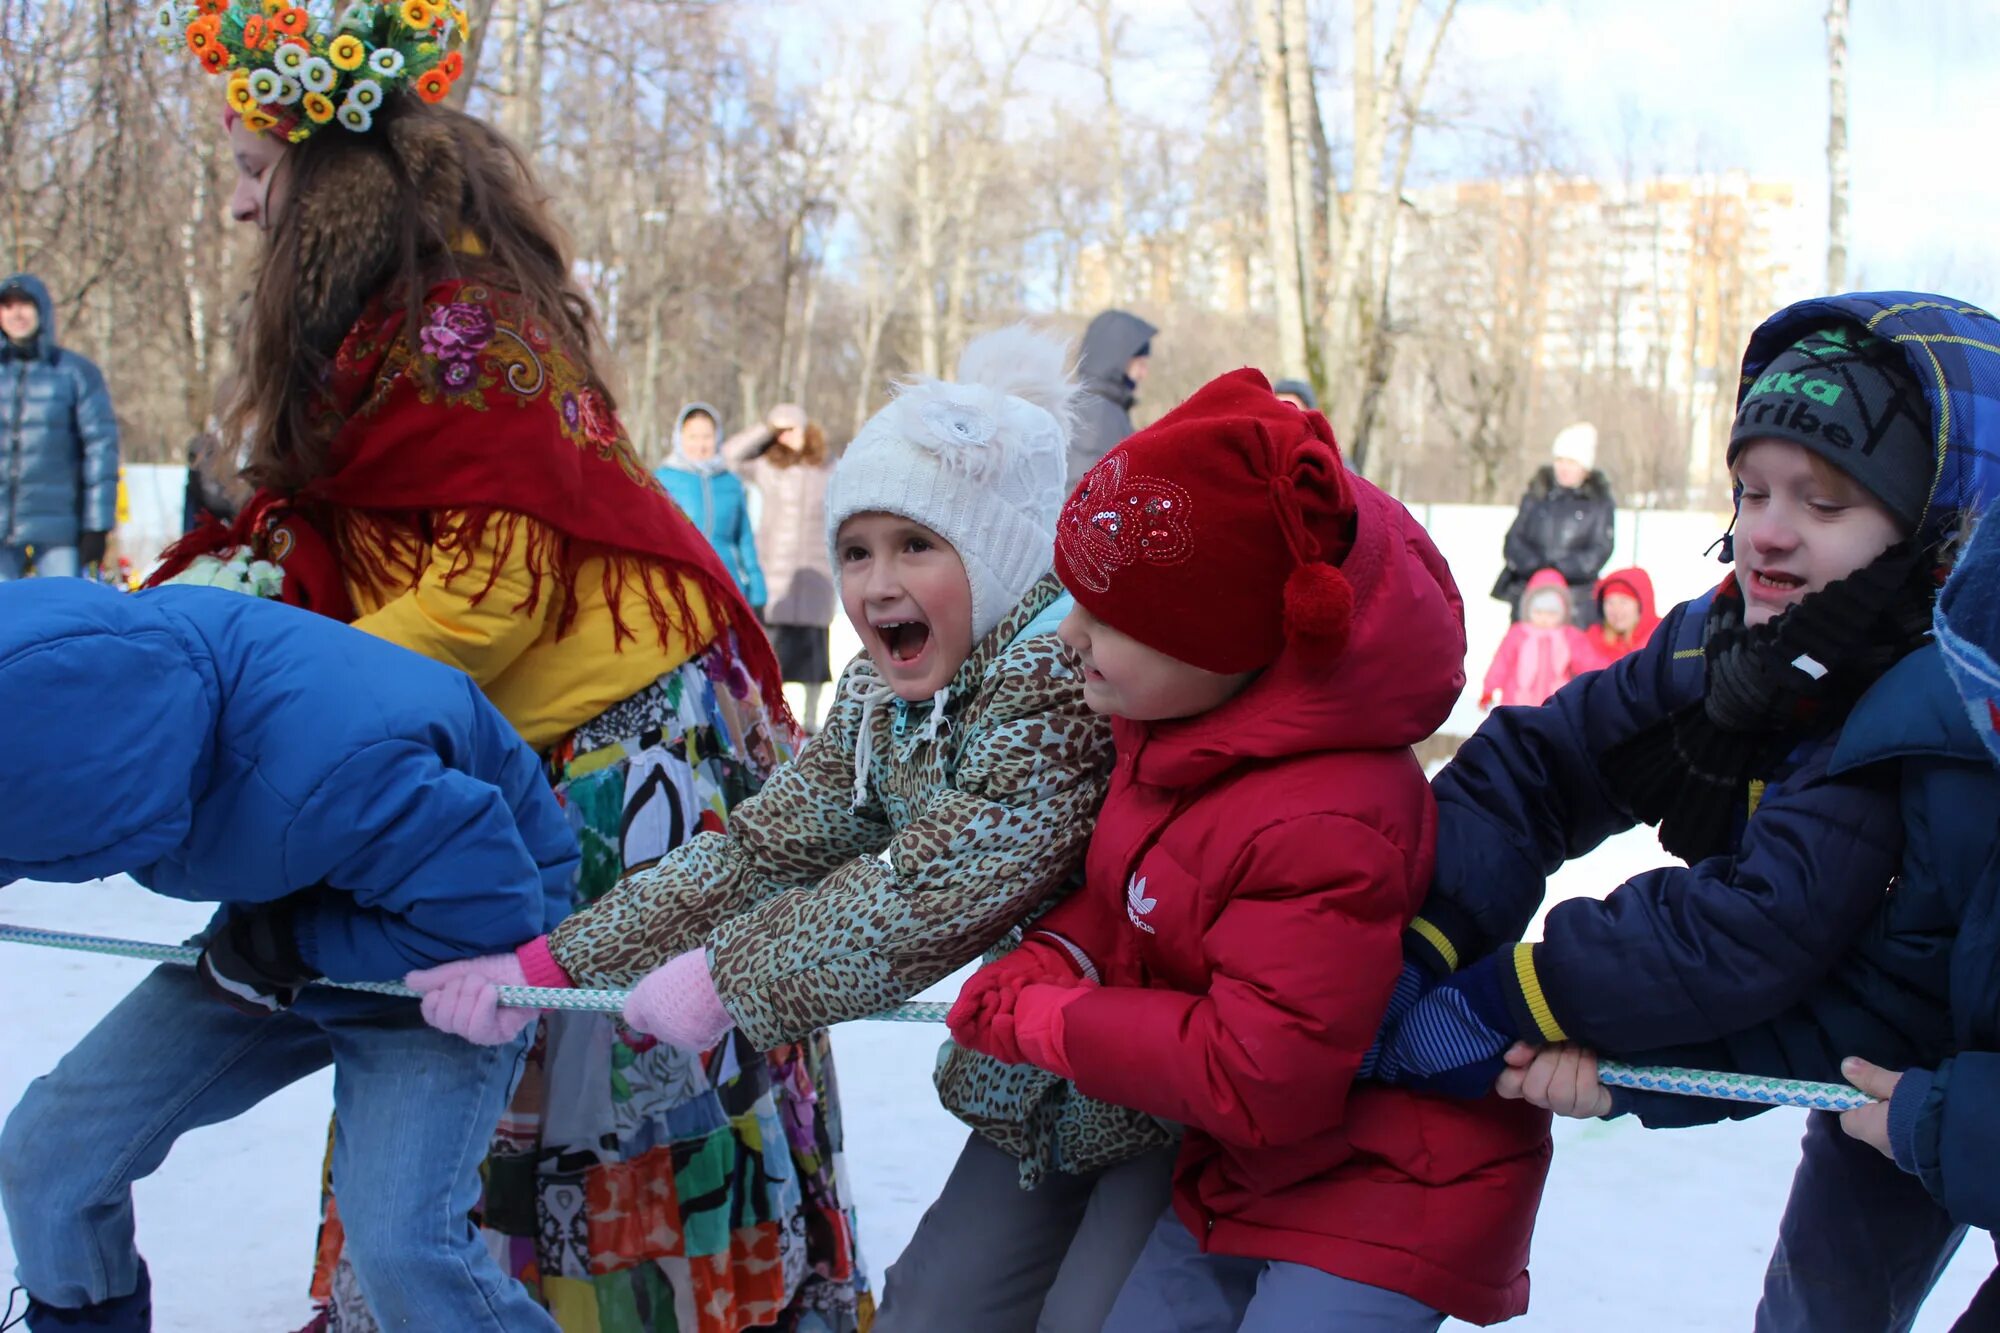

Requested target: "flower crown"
[{"left": 158, "top": 1, "right": 469, "bottom": 142}]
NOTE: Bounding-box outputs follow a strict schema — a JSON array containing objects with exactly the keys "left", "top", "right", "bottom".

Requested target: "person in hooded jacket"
[
  {"left": 952, "top": 370, "right": 1551, "bottom": 1332},
  {"left": 0, "top": 273, "right": 119, "bottom": 580},
  {"left": 655, "top": 402, "right": 767, "bottom": 610},
  {"left": 1481, "top": 568, "right": 1593, "bottom": 709},
  {"left": 1581, "top": 566, "right": 1661, "bottom": 669},
  {"left": 0, "top": 579, "right": 575, "bottom": 1332},
  {"left": 1492, "top": 422, "right": 1615, "bottom": 626},
  {"left": 1067, "top": 309, "right": 1158, "bottom": 491},
  {"left": 1373, "top": 292, "right": 2000, "bottom": 1333}
]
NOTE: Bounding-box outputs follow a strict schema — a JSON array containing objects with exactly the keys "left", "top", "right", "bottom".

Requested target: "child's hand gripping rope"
[{"left": 406, "top": 937, "right": 572, "bottom": 1045}]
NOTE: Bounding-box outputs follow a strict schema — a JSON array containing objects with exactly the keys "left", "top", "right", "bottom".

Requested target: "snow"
[
  {"left": 4, "top": 856, "right": 1991, "bottom": 1330},
  {"left": 4, "top": 511, "right": 1991, "bottom": 1327}
]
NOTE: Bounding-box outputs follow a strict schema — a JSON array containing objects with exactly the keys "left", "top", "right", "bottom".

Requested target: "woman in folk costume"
[{"left": 151, "top": 4, "right": 868, "bottom": 1329}]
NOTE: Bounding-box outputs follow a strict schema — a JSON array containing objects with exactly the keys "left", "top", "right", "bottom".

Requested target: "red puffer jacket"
[{"left": 1033, "top": 477, "right": 1551, "bottom": 1325}]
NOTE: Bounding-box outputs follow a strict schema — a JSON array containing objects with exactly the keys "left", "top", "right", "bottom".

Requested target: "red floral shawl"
[{"left": 153, "top": 280, "right": 788, "bottom": 722}]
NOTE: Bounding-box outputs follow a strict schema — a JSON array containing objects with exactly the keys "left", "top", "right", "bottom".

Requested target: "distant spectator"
[
  {"left": 1271, "top": 378, "right": 1318, "bottom": 412},
  {"left": 1582, "top": 566, "right": 1661, "bottom": 669},
  {"left": 1481, "top": 569, "right": 1592, "bottom": 709},
  {"left": 1492, "top": 421, "right": 1615, "bottom": 625},
  {"left": 656, "top": 402, "right": 766, "bottom": 610},
  {"left": 0, "top": 273, "right": 119, "bottom": 580},
  {"left": 182, "top": 428, "right": 251, "bottom": 535},
  {"left": 1068, "top": 309, "right": 1157, "bottom": 491},
  {"left": 729, "top": 402, "right": 836, "bottom": 731}
]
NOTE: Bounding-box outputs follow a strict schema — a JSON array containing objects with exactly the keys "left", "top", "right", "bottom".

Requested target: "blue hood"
[
  {"left": 0, "top": 271, "right": 58, "bottom": 363},
  {"left": 1739, "top": 292, "right": 2000, "bottom": 539},
  {"left": 0, "top": 580, "right": 213, "bottom": 882}
]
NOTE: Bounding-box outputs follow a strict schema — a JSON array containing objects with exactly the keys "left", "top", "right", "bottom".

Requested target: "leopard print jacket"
[{"left": 547, "top": 575, "right": 1176, "bottom": 1181}]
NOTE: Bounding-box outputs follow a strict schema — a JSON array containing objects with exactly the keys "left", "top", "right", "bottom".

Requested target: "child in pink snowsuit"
[{"left": 1481, "top": 568, "right": 1592, "bottom": 708}]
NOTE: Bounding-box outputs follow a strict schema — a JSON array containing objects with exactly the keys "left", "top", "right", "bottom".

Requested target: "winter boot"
[{"left": 10, "top": 1265, "right": 151, "bottom": 1332}]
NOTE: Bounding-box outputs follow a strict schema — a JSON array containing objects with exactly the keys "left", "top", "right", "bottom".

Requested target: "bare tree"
[
  {"left": 1253, "top": 0, "right": 1310, "bottom": 380},
  {"left": 1824, "top": 0, "right": 1850, "bottom": 291}
]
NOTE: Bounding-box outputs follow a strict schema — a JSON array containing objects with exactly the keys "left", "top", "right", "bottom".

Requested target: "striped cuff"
[
  {"left": 1405, "top": 916, "right": 1461, "bottom": 976},
  {"left": 1029, "top": 931, "right": 1100, "bottom": 985},
  {"left": 1499, "top": 942, "right": 1568, "bottom": 1044}
]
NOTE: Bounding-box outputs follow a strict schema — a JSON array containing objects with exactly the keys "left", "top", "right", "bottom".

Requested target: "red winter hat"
[{"left": 1055, "top": 368, "right": 1357, "bottom": 673}]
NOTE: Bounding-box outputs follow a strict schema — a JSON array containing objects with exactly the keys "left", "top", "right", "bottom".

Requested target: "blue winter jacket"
[
  {"left": 0, "top": 581, "right": 577, "bottom": 981},
  {"left": 1418, "top": 292, "right": 2000, "bottom": 1074},
  {"left": 0, "top": 273, "right": 119, "bottom": 547},
  {"left": 655, "top": 403, "right": 766, "bottom": 606}
]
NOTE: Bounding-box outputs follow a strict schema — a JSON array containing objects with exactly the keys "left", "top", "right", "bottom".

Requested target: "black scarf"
[{"left": 1605, "top": 542, "right": 1936, "bottom": 863}]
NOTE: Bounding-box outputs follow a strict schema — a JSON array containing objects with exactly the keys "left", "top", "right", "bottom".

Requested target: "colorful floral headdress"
[{"left": 157, "top": 1, "right": 469, "bottom": 142}]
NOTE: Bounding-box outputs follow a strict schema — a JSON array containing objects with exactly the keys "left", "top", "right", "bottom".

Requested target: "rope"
[{"left": 0, "top": 924, "right": 1871, "bottom": 1109}]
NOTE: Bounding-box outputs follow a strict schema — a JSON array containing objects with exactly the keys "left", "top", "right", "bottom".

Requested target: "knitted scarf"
[{"left": 1605, "top": 542, "right": 1936, "bottom": 863}]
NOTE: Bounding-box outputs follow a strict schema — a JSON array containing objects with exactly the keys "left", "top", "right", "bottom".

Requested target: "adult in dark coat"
[
  {"left": 1492, "top": 421, "right": 1615, "bottom": 626},
  {"left": 0, "top": 273, "right": 119, "bottom": 579},
  {"left": 1067, "top": 309, "right": 1157, "bottom": 492}
]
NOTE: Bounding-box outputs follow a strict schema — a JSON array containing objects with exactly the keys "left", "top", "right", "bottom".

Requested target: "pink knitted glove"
[
  {"left": 623, "top": 948, "right": 735, "bottom": 1050},
  {"left": 406, "top": 938, "right": 572, "bottom": 1046},
  {"left": 1009, "top": 983, "right": 1090, "bottom": 1080}
]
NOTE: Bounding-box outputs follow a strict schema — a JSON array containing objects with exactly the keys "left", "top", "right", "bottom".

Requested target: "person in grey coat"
[
  {"left": 1067, "top": 309, "right": 1157, "bottom": 491},
  {"left": 0, "top": 273, "right": 119, "bottom": 580}
]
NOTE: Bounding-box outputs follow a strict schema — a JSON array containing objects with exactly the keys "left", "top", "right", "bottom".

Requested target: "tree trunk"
[
  {"left": 913, "top": 3, "right": 943, "bottom": 378},
  {"left": 1824, "top": 0, "right": 1850, "bottom": 291},
  {"left": 1254, "top": 0, "right": 1309, "bottom": 380},
  {"left": 792, "top": 261, "right": 821, "bottom": 404},
  {"left": 1281, "top": 0, "right": 1319, "bottom": 368},
  {"left": 447, "top": 0, "right": 498, "bottom": 108},
  {"left": 1091, "top": 0, "right": 1129, "bottom": 299}
]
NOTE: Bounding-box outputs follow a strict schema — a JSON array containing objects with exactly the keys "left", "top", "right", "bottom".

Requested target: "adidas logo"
[{"left": 1126, "top": 874, "right": 1157, "bottom": 934}]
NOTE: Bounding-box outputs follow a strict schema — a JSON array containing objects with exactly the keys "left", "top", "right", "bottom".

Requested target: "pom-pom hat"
[
  {"left": 1055, "top": 368, "right": 1358, "bottom": 674},
  {"left": 827, "top": 326, "right": 1076, "bottom": 643}
]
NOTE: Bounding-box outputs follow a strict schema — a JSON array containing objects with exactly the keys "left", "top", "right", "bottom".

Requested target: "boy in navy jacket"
[
  {"left": 0, "top": 581, "right": 573, "bottom": 1331},
  {"left": 1374, "top": 293, "right": 2000, "bottom": 1332}
]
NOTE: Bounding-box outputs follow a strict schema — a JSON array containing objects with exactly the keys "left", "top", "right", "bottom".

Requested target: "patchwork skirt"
[{"left": 309, "top": 636, "right": 870, "bottom": 1332}]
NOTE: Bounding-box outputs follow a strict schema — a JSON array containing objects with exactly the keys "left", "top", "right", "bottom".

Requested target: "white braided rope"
[{"left": 0, "top": 925, "right": 1874, "bottom": 1106}]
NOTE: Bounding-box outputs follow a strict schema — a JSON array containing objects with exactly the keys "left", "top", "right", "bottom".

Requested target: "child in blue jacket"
[
  {"left": 1374, "top": 292, "right": 2000, "bottom": 1332},
  {"left": 0, "top": 581, "right": 576, "bottom": 1332}
]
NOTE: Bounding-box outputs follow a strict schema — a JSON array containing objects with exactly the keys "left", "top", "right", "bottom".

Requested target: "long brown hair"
[
  {"left": 766, "top": 421, "right": 829, "bottom": 469},
  {"left": 231, "top": 96, "right": 612, "bottom": 492}
]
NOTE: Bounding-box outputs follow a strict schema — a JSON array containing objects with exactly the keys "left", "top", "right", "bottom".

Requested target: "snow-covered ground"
[
  {"left": 4, "top": 849, "right": 1990, "bottom": 1331},
  {"left": 7, "top": 509, "right": 1989, "bottom": 1327}
]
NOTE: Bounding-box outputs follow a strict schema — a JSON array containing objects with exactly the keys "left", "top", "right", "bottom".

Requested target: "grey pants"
[
  {"left": 1103, "top": 1209, "right": 1444, "bottom": 1333},
  {"left": 874, "top": 1133, "right": 1178, "bottom": 1333}
]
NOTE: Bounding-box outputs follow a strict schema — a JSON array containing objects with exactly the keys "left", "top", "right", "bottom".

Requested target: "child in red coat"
[
  {"left": 950, "top": 370, "right": 1551, "bottom": 1331},
  {"left": 1481, "top": 567, "right": 1593, "bottom": 707},
  {"left": 1582, "top": 565, "right": 1662, "bottom": 668}
]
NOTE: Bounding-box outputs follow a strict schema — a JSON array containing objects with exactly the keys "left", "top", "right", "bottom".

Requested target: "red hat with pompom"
[{"left": 1054, "top": 367, "right": 1357, "bottom": 673}]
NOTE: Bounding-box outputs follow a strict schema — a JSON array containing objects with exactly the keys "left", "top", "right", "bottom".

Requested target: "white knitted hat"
[
  {"left": 827, "top": 326, "right": 1076, "bottom": 642},
  {"left": 1551, "top": 421, "right": 1599, "bottom": 471}
]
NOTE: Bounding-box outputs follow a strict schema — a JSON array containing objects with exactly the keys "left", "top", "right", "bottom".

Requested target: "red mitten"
[
  {"left": 946, "top": 938, "right": 1084, "bottom": 1042},
  {"left": 1010, "top": 984, "right": 1090, "bottom": 1080},
  {"left": 1479, "top": 690, "right": 1497, "bottom": 710}
]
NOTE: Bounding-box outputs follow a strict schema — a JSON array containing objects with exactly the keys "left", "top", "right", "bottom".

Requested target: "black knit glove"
[{"left": 197, "top": 905, "right": 319, "bottom": 1015}]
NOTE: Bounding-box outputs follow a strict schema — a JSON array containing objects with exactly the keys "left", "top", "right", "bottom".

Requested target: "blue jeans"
[
  {"left": 1102, "top": 1209, "right": 1445, "bottom": 1333},
  {"left": 0, "top": 963, "right": 556, "bottom": 1330},
  {"left": 1754, "top": 1110, "right": 1966, "bottom": 1333},
  {"left": 0, "top": 543, "right": 77, "bottom": 580}
]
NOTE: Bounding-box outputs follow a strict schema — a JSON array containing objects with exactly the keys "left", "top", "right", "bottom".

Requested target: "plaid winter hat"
[
  {"left": 1937, "top": 512, "right": 2000, "bottom": 767},
  {"left": 1727, "top": 325, "right": 1935, "bottom": 530},
  {"left": 1054, "top": 368, "right": 1356, "bottom": 673}
]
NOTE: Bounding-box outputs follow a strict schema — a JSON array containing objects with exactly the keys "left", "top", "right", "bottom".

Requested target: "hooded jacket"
[
  {"left": 1030, "top": 479, "right": 1551, "bottom": 1325},
  {"left": 655, "top": 403, "right": 766, "bottom": 606},
  {"left": 0, "top": 580, "right": 576, "bottom": 980},
  {"left": 1483, "top": 568, "right": 1593, "bottom": 707},
  {"left": 1582, "top": 566, "right": 1662, "bottom": 669},
  {"left": 0, "top": 273, "right": 120, "bottom": 548},
  {"left": 1492, "top": 464, "right": 1615, "bottom": 623},
  {"left": 1067, "top": 310, "right": 1157, "bottom": 492}
]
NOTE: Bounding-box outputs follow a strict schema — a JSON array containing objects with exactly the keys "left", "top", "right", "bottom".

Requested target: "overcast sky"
[{"left": 763, "top": 0, "right": 2000, "bottom": 302}]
